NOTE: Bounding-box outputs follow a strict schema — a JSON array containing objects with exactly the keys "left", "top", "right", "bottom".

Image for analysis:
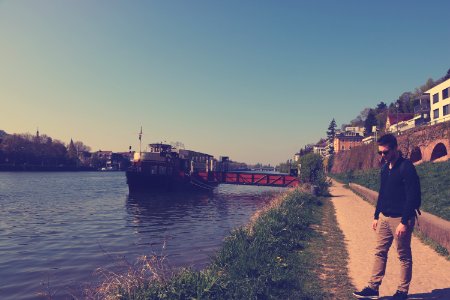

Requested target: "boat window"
[
  {"left": 150, "top": 166, "right": 157, "bottom": 174},
  {"left": 159, "top": 166, "right": 167, "bottom": 175}
]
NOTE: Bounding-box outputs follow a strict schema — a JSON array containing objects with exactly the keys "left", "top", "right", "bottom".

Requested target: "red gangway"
[{"left": 194, "top": 171, "right": 299, "bottom": 188}]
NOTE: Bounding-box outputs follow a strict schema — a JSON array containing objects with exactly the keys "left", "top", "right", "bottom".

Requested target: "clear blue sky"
[{"left": 1, "top": 1, "right": 449, "bottom": 165}]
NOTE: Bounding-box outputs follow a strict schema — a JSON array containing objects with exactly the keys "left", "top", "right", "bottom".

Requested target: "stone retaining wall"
[
  {"left": 349, "top": 183, "right": 450, "bottom": 253},
  {"left": 331, "top": 122, "right": 450, "bottom": 174}
]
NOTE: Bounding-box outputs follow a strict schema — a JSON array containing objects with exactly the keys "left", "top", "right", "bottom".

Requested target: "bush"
[{"left": 299, "top": 153, "right": 330, "bottom": 196}]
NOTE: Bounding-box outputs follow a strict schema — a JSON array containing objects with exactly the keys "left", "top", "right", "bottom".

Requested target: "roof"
[
  {"left": 387, "top": 113, "right": 414, "bottom": 125},
  {"left": 335, "top": 133, "right": 364, "bottom": 141}
]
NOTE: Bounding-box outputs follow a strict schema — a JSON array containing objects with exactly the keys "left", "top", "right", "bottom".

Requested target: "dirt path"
[{"left": 330, "top": 180, "right": 450, "bottom": 299}]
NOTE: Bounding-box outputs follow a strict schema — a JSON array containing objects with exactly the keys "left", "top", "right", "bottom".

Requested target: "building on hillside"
[
  {"left": 313, "top": 141, "right": 327, "bottom": 157},
  {"left": 294, "top": 152, "right": 301, "bottom": 162},
  {"left": 386, "top": 113, "right": 414, "bottom": 134},
  {"left": 344, "top": 126, "right": 365, "bottom": 136},
  {"left": 362, "top": 135, "right": 375, "bottom": 144},
  {"left": 333, "top": 131, "right": 364, "bottom": 153},
  {"left": 412, "top": 94, "right": 431, "bottom": 127},
  {"left": 425, "top": 78, "right": 450, "bottom": 125}
]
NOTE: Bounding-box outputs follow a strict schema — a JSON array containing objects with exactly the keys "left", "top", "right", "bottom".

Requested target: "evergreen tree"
[
  {"left": 67, "top": 139, "right": 78, "bottom": 160},
  {"left": 364, "top": 109, "right": 377, "bottom": 136},
  {"left": 326, "top": 118, "right": 336, "bottom": 156}
]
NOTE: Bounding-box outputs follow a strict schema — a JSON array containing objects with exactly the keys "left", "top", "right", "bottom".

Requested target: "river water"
[{"left": 0, "top": 172, "right": 283, "bottom": 299}]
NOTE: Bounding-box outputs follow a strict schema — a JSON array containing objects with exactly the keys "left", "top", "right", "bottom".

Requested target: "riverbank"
[{"left": 90, "top": 188, "right": 354, "bottom": 299}]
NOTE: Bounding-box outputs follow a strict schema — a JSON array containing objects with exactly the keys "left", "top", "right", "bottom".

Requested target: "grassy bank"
[
  {"left": 90, "top": 189, "right": 353, "bottom": 299},
  {"left": 331, "top": 160, "right": 450, "bottom": 221}
]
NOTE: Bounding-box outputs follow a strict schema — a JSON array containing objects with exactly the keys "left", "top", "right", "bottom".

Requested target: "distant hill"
[{"left": 0, "top": 130, "right": 7, "bottom": 138}]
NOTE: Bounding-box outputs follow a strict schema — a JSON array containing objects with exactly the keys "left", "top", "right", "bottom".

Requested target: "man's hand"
[
  {"left": 372, "top": 219, "right": 378, "bottom": 231},
  {"left": 396, "top": 223, "right": 407, "bottom": 238}
]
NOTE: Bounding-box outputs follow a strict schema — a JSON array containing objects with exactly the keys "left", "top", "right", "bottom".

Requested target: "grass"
[
  {"left": 88, "top": 189, "right": 354, "bottom": 300},
  {"left": 330, "top": 160, "right": 450, "bottom": 221}
]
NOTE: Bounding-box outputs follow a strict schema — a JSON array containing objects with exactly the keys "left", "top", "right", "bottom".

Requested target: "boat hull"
[{"left": 126, "top": 170, "right": 217, "bottom": 193}]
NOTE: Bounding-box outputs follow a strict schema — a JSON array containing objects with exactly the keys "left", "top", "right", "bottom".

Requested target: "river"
[{"left": 0, "top": 172, "right": 283, "bottom": 299}]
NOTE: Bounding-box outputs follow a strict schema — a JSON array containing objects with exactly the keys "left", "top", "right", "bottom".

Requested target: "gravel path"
[{"left": 330, "top": 180, "right": 450, "bottom": 299}]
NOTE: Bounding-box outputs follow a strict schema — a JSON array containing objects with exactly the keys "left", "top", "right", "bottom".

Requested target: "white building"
[{"left": 426, "top": 78, "right": 450, "bottom": 125}]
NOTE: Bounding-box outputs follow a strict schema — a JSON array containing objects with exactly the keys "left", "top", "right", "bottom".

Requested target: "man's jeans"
[{"left": 368, "top": 214, "right": 415, "bottom": 293}]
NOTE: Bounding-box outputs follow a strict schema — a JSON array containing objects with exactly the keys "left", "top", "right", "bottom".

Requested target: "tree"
[
  {"left": 67, "top": 139, "right": 77, "bottom": 159},
  {"left": 350, "top": 108, "right": 371, "bottom": 127},
  {"left": 445, "top": 68, "right": 450, "bottom": 80},
  {"left": 326, "top": 118, "right": 336, "bottom": 156},
  {"left": 364, "top": 109, "right": 377, "bottom": 136},
  {"left": 299, "top": 153, "right": 329, "bottom": 195},
  {"left": 376, "top": 102, "right": 387, "bottom": 113},
  {"left": 74, "top": 141, "right": 91, "bottom": 152}
]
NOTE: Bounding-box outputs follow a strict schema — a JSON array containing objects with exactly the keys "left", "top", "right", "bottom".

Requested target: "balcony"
[{"left": 414, "top": 103, "right": 430, "bottom": 114}]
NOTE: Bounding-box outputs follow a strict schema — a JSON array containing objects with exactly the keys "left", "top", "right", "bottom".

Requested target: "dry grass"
[{"left": 85, "top": 243, "right": 170, "bottom": 300}]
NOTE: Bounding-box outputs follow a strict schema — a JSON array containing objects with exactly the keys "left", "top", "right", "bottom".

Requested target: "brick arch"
[
  {"left": 422, "top": 139, "right": 450, "bottom": 162},
  {"left": 410, "top": 146, "right": 422, "bottom": 164},
  {"left": 431, "top": 143, "right": 448, "bottom": 161}
]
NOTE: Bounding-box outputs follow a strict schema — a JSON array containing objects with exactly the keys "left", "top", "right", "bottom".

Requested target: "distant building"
[
  {"left": 425, "top": 78, "right": 450, "bottom": 125},
  {"left": 333, "top": 131, "right": 364, "bottom": 153},
  {"left": 412, "top": 94, "right": 431, "bottom": 127},
  {"left": 362, "top": 135, "right": 376, "bottom": 144},
  {"left": 313, "top": 141, "right": 327, "bottom": 157},
  {"left": 344, "top": 126, "right": 365, "bottom": 136}
]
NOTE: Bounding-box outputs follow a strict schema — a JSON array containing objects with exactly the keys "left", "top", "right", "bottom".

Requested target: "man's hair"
[{"left": 377, "top": 134, "right": 397, "bottom": 149}]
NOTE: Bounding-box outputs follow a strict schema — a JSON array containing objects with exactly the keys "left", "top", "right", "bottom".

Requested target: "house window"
[
  {"left": 444, "top": 104, "right": 449, "bottom": 116},
  {"left": 433, "top": 93, "right": 439, "bottom": 103},
  {"left": 443, "top": 88, "right": 449, "bottom": 100},
  {"left": 433, "top": 108, "right": 439, "bottom": 119}
]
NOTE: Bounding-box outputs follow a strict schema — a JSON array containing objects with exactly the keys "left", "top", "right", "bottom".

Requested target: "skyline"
[{"left": 1, "top": 1, "right": 450, "bottom": 165}]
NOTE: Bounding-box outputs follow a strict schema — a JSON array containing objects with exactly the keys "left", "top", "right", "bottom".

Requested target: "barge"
[{"left": 126, "top": 143, "right": 219, "bottom": 192}]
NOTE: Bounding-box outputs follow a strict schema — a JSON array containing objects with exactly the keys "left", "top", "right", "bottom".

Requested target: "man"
[{"left": 353, "top": 134, "right": 421, "bottom": 300}]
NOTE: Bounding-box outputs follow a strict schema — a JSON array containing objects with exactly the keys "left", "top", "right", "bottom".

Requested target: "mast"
[{"left": 139, "top": 126, "right": 142, "bottom": 158}]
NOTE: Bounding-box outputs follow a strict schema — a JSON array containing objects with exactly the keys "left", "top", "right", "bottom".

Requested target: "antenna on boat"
[{"left": 139, "top": 126, "right": 142, "bottom": 158}]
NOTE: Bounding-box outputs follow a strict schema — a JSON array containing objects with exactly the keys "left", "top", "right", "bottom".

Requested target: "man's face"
[{"left": 378, "top": 145, "right": 396, "bottom": 163}]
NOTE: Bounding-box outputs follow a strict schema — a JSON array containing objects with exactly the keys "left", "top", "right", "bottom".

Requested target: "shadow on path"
[{"left": 378, "top": 288, "right": 450, "bottom": 299}]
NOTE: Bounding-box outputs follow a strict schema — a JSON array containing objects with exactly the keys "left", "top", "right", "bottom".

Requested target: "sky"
[{"left": 1, "top": 1, "right": 449, "bottom": 165}]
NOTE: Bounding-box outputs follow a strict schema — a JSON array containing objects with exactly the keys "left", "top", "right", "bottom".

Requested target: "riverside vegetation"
[{"left": 88, "top": 189, "right": 354, "bottom": 299}]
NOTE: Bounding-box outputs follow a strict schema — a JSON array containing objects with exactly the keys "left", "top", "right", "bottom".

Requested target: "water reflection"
[
  {"left": 123, "top": 186, "right": 282, "bottom": 269},
  {"left": 126, "top": 191, "right": 212, "bottom": 221}
]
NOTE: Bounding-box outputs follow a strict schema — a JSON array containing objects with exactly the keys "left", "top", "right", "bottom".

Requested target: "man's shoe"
[
  {"left": 353, "top": 286, "right": 379, "bottom": 299},
  {"left": 392, "top": 290, "right": 408, "bottom": 300}
]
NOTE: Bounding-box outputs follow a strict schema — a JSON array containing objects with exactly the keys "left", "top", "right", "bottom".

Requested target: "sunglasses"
[{"left": 377, "top": 150, "right": 390, "bottom": 156}]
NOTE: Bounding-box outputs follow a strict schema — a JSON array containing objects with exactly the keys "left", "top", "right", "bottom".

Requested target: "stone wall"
[{"left": 331, "top": 121, "right": 450, "bottom": 174}]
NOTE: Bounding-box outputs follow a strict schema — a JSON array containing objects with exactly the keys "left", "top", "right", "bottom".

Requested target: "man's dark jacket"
[{"left": 374, "top": 155, "right": 421, "bottom": 225}]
